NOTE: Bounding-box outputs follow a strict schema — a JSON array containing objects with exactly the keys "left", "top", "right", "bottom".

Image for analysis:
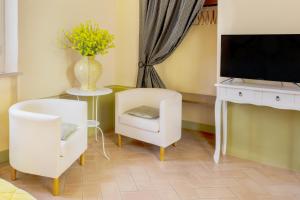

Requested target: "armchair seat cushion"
[
  {"left": 119, "top": 113, "right": 160, "bottom": 133},
  {"left": 126, "top": 106, "right": 159, "bottom": 119}
]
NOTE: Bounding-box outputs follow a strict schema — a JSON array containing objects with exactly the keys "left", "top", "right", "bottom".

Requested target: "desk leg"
[
  {"left": 222, "top": 101, "right": 228, "bottom": 155},
  {"left": 214, "top": 99, "right": 222, "bottom": 163}
]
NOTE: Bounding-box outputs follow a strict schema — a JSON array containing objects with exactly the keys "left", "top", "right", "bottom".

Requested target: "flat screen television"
[{"left": 221, "top": 34, "right": 300, "bottom": 83}]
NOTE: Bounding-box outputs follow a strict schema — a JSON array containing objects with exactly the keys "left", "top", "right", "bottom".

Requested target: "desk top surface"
[{"left": 215, "top": 82, "right": 300, "bottom": 95}]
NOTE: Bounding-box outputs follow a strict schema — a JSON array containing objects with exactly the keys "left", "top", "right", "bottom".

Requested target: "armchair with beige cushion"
[
  {"left": 9, "top": 99, "right": 87, "bottom": 195},
  {"left": 115, "top": 88, "right": 182, "bottom": 161}
]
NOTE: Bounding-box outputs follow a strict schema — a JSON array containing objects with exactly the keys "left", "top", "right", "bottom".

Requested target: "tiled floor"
[{"left": 1, "top": 130, "right": 300, "bottom": 200}]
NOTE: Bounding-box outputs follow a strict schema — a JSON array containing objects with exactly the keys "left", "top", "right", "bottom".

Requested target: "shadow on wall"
[{"left": 65, "top": 49, "right": 81, "bottom": 88}]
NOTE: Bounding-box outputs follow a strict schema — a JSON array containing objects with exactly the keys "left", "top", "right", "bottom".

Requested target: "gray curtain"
[{"left": 137, "top": 0, "right": 205, "bottom": 88}]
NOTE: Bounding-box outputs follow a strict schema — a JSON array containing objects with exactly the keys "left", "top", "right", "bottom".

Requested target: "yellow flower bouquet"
[
  {"left": 63, "top": 21, "right": 115, "bottom": 56},
  {"left": 62, "top": 21, "right": 115, "bottom": 91}
]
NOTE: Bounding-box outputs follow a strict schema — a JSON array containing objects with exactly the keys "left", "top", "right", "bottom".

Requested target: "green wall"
[
  {"left": 182, "top": 120, "right": 215, "bottom": 133},
  {"left": 0, "top": 150, "right": 8, "bottom": 163},
  {"left": 227, "top": 103, "right": 300, "bottom": 171},
  {"left": 97, "top": 85, "right": 131, "bottom": 132}
]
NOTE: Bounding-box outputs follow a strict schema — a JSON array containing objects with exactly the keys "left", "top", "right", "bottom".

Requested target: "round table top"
[{"left": 66, "top": 88, "right": 113, "bottom": 97}]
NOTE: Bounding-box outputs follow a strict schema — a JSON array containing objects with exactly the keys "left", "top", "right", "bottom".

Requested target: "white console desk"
[{"left": 214, "top": 81, "right": 300, "bottom": 163}]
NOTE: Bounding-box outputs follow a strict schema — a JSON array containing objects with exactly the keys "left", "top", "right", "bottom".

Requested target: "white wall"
[
  {"left": 116, "top": 0, "right": 217, "bottom": 125},
  {"left": 18, "top": 0, "right": 117, "bottom": 100},
  {"left": 218, "top": 0, "right": 300, "bottom": 82},
  {"left": 116, "top": 0, "right": 217, "bottom": 96},
  {"left": 5, "top": 0, "right": 18, "bottom": 73},
  {"left": 0, "top": 77, "right": 17, "bottom": 151},
  {"left": 115, "top": 0, "right": 139, "bottom": 87},
  {"left": 218, "top": 0, "right": 300, "bottom": 170},
  {"left": 17, "top": 0, "right": 217, "bottom": 126}
]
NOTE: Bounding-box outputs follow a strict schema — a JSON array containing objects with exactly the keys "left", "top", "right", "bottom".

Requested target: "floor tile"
[{"left": 1, "top": 130, "right": 300, "bottom": 200}]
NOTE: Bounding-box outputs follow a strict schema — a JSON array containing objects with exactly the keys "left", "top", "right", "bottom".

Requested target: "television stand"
[{"left": 214, "top": 81, "right": 300, "bottom": 163}]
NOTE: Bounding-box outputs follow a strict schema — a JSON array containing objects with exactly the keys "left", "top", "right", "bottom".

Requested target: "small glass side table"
[{"left": 66, "top": 88, "right": 112, "bottom": 160}]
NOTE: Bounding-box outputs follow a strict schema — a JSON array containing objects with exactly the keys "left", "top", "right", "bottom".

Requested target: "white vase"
[{"left": 74, "top": 56, "right": 102, "bottom": 91}]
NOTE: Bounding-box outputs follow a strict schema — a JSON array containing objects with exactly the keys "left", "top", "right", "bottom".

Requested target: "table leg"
[
  {"left": 214, "top": 99, "right": 222, "bottom": 163},
  {"left": 93, "top": 96, "right": 98, "bottom": 141},
  {"left": 222, "top": 101, "right": 228, "bottom": 155},
  {"left": 96, "top": 96, "right": 98, "bottom": 128},
  {"left": 92, "top": 96, "right": 94, "bottom": 119}
]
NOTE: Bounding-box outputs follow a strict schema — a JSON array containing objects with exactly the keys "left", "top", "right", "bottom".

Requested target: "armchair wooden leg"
[
  {"left": 79, "top": 153, "right": 85, "bottom": 166},
  {"left": 160, "top": 147, "right": 165, "bottom": 161},
  {"left": 172, "top": 142, "right": 177, "bottom": 147},
  {"left": 53, "top": 178, "right": 60, "bottom": 196},
  {"left": 117, "top": 134, "right": 122, "bottom": 147},
  {"left": 11, "top": 168, "right": 17, "bottom": 181}
]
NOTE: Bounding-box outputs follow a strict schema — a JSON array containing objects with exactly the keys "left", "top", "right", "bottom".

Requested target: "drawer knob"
[
  {"left": 238, "top": 91, "right": 243, "bottom": 97},
  {"left": 276, "top": 96, "right": 280, "bottom": 101}
]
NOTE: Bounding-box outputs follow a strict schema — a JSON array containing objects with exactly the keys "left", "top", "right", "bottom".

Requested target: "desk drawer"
[
  {"left": 262, "top": 92, "right": 294, "bottom": 107},
  {"left": 225, "top": 88, "right": 260, "bottom": 103}
]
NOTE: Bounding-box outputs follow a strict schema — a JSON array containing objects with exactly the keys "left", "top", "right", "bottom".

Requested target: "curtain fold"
[{"left": 137, "top": 0, "right": 205, "bottom": 88}]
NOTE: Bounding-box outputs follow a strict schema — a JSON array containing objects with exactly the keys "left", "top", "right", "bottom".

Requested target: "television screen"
[{"left": 221, "top": 34, "right": 300, "bottom": 83}]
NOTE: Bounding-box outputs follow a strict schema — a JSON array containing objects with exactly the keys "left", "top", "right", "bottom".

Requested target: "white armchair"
[
  {"left": 115, "top": 88, "right": 182, "bottom": 161},
  {"left": 9, "top": 99, "right": 87, "bottom": 195}
]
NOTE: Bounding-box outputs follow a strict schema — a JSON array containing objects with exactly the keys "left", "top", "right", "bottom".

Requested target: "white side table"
[{"left": 66, "top": 88, "right": 113, "bottom": 160}]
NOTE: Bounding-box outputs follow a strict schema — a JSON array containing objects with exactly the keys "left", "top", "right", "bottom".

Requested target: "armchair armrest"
[
  {"left": 115, "top": 90, "right": 146, "bottom": 116},
  {"left": 115, "top": 88, "right": 178, "bottom": 116},
  {"left": 159, "top": 93, "right": 182, "bottom": 147}
]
